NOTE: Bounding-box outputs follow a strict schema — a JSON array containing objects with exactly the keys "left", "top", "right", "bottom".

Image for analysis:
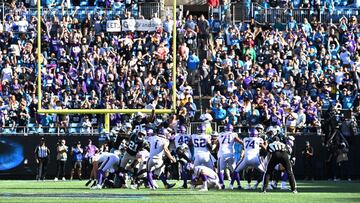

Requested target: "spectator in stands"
[
  {"left": 81, "top": 115, "right": 92, "bottom": 133},
  {"left": 197, "top": 14, "right": 210, "bottom": 50},
  {"left": 187, "top": 51, "right": 200, "bottom": 84},
  {"left": 17, "top": 100, "right": 30, "bottom": 133},
  {"left": 210, "top": 103, "right": 227, "bottom": 125},
  {"left": 287, "top": 14, "right": 298, "bottom": 32}
]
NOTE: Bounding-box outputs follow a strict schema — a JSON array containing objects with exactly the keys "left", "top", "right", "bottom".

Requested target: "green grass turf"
[{"left": 0, "top": 180, "right": 359, "bottom": 203}]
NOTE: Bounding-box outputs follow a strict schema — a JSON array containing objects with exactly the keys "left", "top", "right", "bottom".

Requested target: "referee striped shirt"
[
  {"left": 268, "top": 141, "right": 287, "bottom": 153},
  {"left": 35, "top": 146, "right": 49, "bottom": 158}
]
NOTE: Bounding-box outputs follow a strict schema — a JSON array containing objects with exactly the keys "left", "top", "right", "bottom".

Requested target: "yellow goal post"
[{"left": 36, "top": 0, "right": 178, "bottom": 132}]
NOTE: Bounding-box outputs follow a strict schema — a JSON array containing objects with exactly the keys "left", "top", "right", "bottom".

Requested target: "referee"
[
  {"left": 34, "top": 137, "right": 50, "bottom": 181},
  {"left": 262, "top": 136, "right": 297, "bottom": 193}
]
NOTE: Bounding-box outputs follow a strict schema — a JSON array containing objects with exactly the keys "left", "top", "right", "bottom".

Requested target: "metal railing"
[
  {"left": 232, "top": 2, "right": 360, "bottom": 24},
  {"left": 138, "top": 2, "right": 161, "bottom": 19},
  {"left": 0, "top": 125, "right": 103, "bottom": 136}
]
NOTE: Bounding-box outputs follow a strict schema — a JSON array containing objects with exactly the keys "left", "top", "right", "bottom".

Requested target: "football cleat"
[
  {"left": 292, "top": 190, "right": 298, "bottom": 194},
  {"left": 153, "top": 181, "right": 159, "bottom": 189},
  {"left": 91, "top": 181, "right": 97, "bottom": 188},
  {"left": 85, "top": 180, "right": 92, "bottom": 186},
  {"left": 199, "top": 187, "right": 208, "bottom": 192},
  {"left": 180, "top": 185, "right": 188, "bottom": 189},
  {"left": 228, "top": 184, "right": 234, "bottom": 190},
  {"left": 90, "top": 184, "right": 102, "bottom": 190},
  {"left": 165, "top": 183, "right": 176, "bottom": 189}
]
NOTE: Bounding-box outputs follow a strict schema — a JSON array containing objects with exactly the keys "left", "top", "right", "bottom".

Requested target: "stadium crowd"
[{"left": 0, "top": 0, "right": 359, "bottom": 136}]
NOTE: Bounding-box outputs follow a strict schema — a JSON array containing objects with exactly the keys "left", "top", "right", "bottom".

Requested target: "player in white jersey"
[
  {"left": 190, "top": 125, "right": 213, "bottom": 169},
  {"left": 187, "top": 164, "right": 221, "bottom": 191},
  {"left": 146, "top": 128, "right": 176, "bottom": 190},
  {"left": 129, "top": 147, "right": 150, "bottom": 189},
  {"left": 174, "top": 125, "right": 191, "bottom": 156},
  {"left": 174, "top": 125, "right": 192, "bottom": 188},
  {"left": 234, "top": 128, "right": 267, "bottom": 189},
  {"left": 91, "top": 152, "right": 120, "bottom": 189},
  {"left": 216, "top": 124, "right": 243, "bottom": 189}
]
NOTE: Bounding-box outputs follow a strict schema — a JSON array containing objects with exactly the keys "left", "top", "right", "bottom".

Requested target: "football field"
[{"left": 0, "top": 180, "right": 359, "bottom": 203}]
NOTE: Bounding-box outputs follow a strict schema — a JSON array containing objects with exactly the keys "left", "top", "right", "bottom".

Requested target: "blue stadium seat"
[
  {"left": 27, "top": 123, "right": 37, "bottom": 133},
  {"left": 3, "top": 128, "right": 12, "bottom": 134},
  {"left": 37, "top": 127, "right": 44, "bottom": 133},
  {"left": 49, "top": 128, "right": 57, "bottom": 133},
  {"left": 69, "top": 123, "right": 80, "bottom": 133},
  {"left": 68, "top": 128, "right": 77, "bottom": 134}
]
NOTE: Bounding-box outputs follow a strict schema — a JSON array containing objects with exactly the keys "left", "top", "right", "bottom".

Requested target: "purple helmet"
[
  {"left": 197, "top": 125, "right": 206, "bottom": 133},
  {"left": 159, "top": 127, "right": 168, "bottom": 135},
  {"left": 178, "top": 125, "right": 187, "bottom": 134},
  {"left": 249, "top": 128, "right": 259, "bottom": 137},
  {"left": 225, "top": 124, "right": 234, "bottom": 132},
  {"left": 146, "top": 128, "right": 154, "bottom": 136}
]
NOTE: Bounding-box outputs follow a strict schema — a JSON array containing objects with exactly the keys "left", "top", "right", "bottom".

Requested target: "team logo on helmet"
[
  {"left": 248, "top": 128, "right": 259, "bottom": 137},
  {"left": 178, "top": 125, "right": 187, "bottom": 134},
  {"left": 225, "top": 124, "right": 234, "bottom": 132},
  {"left": 197, "top": 125, "right": 206, "bottom": 133},
  {"left": 146, "top": 128, "right": 154, "bottom": 136}
]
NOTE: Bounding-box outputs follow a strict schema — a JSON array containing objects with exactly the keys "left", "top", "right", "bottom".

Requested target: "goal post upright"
[
  {"left": 37, "top": 0, "right": 42, "bottom": 111},
  {"left": 172, "top": 0, "right": 177, "bottom": 113}
]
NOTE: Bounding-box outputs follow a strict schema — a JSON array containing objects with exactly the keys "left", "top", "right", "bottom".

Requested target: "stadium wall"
[
  {"left": 0, "top": 136, "right": 99, "bottom": 179},
  {"left": 0, "top": 136, "right": 359, "bottom": 180}
]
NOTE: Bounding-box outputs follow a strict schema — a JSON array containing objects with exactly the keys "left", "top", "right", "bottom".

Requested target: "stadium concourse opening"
[{"left": 35, "top": 0, "right": 178, "bottom": 133}]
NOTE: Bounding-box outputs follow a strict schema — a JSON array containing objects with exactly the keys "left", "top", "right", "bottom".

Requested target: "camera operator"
[
  {"left": 334, "top": 142, "right": 351, "bottom": 181},
  {"left": 302, "top": 141, "right": 314, "bottom": 180}
]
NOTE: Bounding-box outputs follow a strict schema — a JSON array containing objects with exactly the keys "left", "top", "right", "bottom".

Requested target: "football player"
[
  {"left": 174, "top": 125, "right": 192, "bottom": 188},
  {"left": 91, "top": 152, "right": 120, "bottom": 189},
  {"left": 129, "top": 143, "right": 150, "bottom": 189},
  {"left": 190, "top": 125, "right": 213, "bottom": 169},
  {"left": 118, "top": 128, "right": 147, "bottom": 187},
  {"left": 187, "top": 164, "right": 221, "bottom": 191},
  {"left": 146, "top": 128, "right": 177, "bottom": 190},
  {"left": 234, "top": 128, "right": 267, "bottom": 189},
  {"left": 216, "top": 124, "right": 243, "bottom": 189}
]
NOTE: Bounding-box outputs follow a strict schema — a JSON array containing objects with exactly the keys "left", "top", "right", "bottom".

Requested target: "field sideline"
[{"left": 0, "top": 180, "right": 359, "bottom": 203}]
